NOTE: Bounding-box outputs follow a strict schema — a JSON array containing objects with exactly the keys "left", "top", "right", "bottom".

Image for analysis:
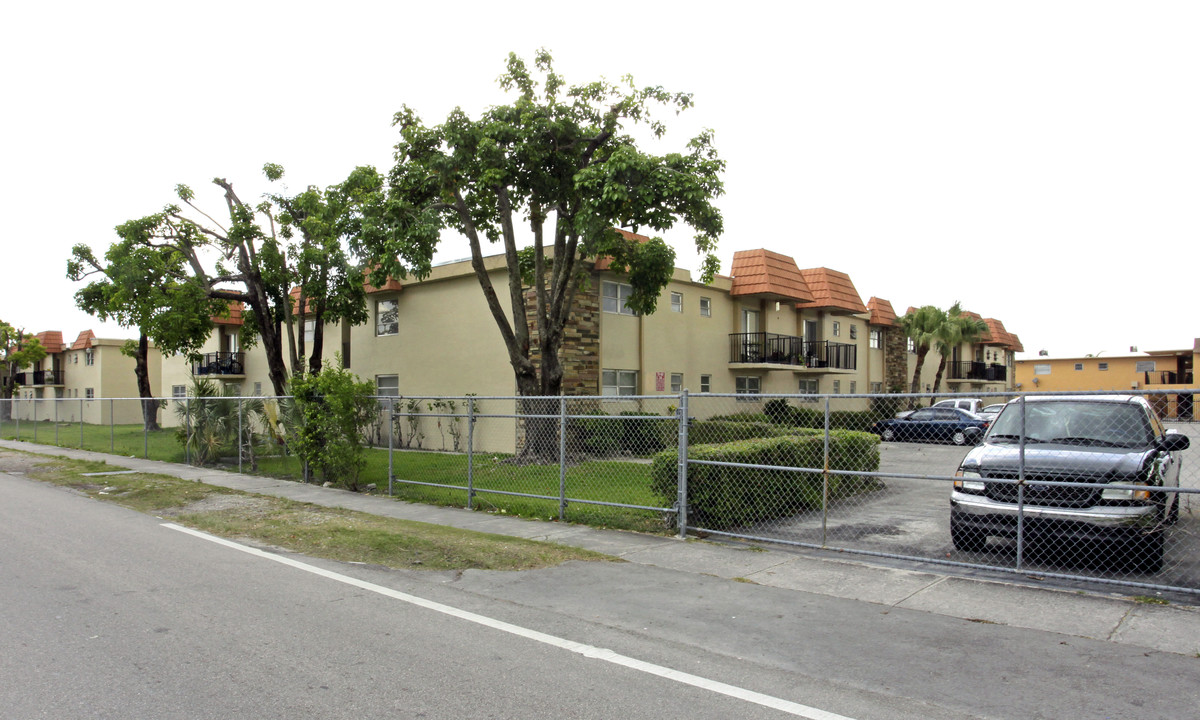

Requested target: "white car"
[{"left": 896, "top": 398, "right": 985, "bottom": 419}]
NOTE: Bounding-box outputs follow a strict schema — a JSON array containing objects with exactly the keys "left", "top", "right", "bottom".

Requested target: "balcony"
[
  {"left": 13, "top": 370, "right": 64, "bottom": 386},
  {"left": 947, "top": 361, "right": 1007, "bottom": 383},
  {"left": 729, "top": 333, "right": 857, "bottom": 371},
  {"left": 1145, "top": 371, "right": 1194, "bottom": 386},
  {"left": 193, "top": 352, "right": 245, "bottom": 376}
]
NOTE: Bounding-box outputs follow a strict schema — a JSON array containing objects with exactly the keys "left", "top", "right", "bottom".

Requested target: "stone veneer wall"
[
  {"left": 882, "top": 325, "right": 909, "bottom": 393},
  {"left": 523, "top": 280, "right": 601, "bottom": 394}
]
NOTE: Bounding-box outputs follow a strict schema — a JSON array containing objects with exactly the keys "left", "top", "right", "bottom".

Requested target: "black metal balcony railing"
[
  {"left": 948, "top": 361, "right": 1007, "bottom": 382},
  {"left": 1145, "top": 371, "right": 1194, "bottom": 385},
  {"left": 729, "top": 333, "right": 857, "bottom": 371},
  {"left": 13, "top": 370, "right": 64, "bottom": 385},
  {"left": 193, "top": 351, "right": 245, "bottom": 376}
]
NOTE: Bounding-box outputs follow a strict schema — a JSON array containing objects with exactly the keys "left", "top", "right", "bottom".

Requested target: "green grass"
[
  {"left": 2, "top": 420, "right": 672, "bottom": 533},
  {"left": 12, "top": 450, "right": 610, "bottom": 571}
]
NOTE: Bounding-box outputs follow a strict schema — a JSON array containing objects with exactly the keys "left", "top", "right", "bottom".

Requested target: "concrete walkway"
[{"left": 5, "top": 438, "right": 1199, "bottom": 658}]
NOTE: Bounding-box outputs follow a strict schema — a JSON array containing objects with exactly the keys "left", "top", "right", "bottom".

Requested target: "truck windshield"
[{"left": 989, "top": 401, "right": 1153, "bottom": 447}]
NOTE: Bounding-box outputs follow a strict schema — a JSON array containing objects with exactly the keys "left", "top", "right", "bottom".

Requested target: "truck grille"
[{"left": 982, "top": 472, "right": 1101, "bottom": 508}]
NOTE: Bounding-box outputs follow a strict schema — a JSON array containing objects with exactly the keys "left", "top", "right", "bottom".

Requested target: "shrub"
[
  {"left": 650, "top": 431, "right": 880, "bottom": 531},
  {"left": 290, "top": 361, "right": 377, "bottom": 490}
]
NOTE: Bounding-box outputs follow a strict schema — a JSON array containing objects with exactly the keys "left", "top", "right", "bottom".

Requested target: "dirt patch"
[
  {"left": 0, "top": 450, "right": 55, "bottom": 475},
  {"left": 160, "top": 493, "right": 276, "bottom": 518}
]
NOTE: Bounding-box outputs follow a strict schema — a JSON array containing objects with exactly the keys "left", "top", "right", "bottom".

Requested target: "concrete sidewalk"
[{"left": 5, "top": 438, "right": 1199, "bottom": 657}]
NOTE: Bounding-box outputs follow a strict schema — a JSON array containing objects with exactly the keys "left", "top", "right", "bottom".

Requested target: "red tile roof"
[
  {"left": 1008, "top": 333, "right": 1024, "bottom": 353},
  {"left": 213, "top": 301, "right": 245, "bottom": 326},
  {"left": 35, "top": 331, "right": 64, "bottom": 354},
  {"left": 867, "top": 297, "right": 898, "bottom": 326},
  {"left": 70, "top": 330, "right": 96, "bottom": 350},
  {"left": 729, "top": 249, "right": 815, "bottom": 303},
  {"left": 797, "top": 268, "right": 867, "bottom": 313}
]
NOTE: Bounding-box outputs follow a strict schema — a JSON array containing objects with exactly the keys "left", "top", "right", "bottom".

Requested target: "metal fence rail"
[{"left": 2, "top": 388, "right": 1197, "bottom": 595}]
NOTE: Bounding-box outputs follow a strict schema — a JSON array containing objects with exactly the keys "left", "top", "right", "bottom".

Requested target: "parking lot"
[{"left": 750, "top": 423, "right": 1200, "bottom": 592}]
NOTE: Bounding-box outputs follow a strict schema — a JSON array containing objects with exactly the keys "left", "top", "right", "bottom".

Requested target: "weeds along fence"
[{"left": 2, "top": 389, "right": 1198, "bottom": 597}]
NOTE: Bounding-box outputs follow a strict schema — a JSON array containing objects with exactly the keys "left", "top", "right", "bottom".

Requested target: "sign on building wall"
[{"left": 655, "top": 372, "right": 665, "bottom": 391}]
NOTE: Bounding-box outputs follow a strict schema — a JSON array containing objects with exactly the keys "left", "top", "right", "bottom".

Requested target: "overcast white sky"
[{"left": 3, "top": 1, "right": 1196, "bottom": 359}]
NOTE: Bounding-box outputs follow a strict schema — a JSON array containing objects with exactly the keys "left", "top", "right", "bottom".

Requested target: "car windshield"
[{"left": 988, "top": 401, "right": 1153, "bottom": 447}]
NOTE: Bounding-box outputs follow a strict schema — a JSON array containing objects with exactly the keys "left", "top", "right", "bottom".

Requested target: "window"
[
  {"left": 303, "top": 319, "right": 316, "bottom": 344},
  {"left": 870, "top": 382, "right": 883, "bottom": 393},
  {"left": 700, "top": 374, "right": 711, "bottom": 393},
  {"left": 1135, "top": 361, "right": 1156, "bottom": 373},
  {"left": 376, "top": 374, "right": 399, "bottom": 397},
  {"left": 602, "top": 281, "right": 636, "bottom": 315},
  {"left": 1034, "top": 364, "right": 1052, "bottom": 375},
  {"left": 1074, "top": 363, "right": 1084, "bottom": 371},
  {"left": 735, "top": 376, "right": 760, "bottom": 399},
  {"left": 849, "top": 381, "right": 856, "bottom": 394},
  {"left": 376, "top": 298, "right": 399, "bottom": 336},
  {"left": 699, "top": 297, "right": 712, "bottom": 318},
  {"left": 832, "top": 321, "right": 841, "bottom": 337},
  {"left": 602, "top": 369, "right": 638, "bottom": 396},
  {"left": 849, "top": 324, "right": 857, "bottom": 340},
  {"left": 670, "top": 373, "right": 683, "bottom": 392},
  {"left": 907, "top": 338, "right": 915, "bottom": 353},
  {"left": 1098, "top": 362, "right": 1109, "bottom": 371},
  {"left": 670, "top": 292, "right": 683, "bottom": 313},
  {"left": 85, "top": 388, "right": 94, "bottom": 399},
  {"left": 869, "top": 329, "right": 881, "bottom": 349},
  {"left": 84, "top": 350, "right": 94, "bottom": 366},
  {"left": 172, "top": 385, "right": 186, "bottom": 398},
  {"left": 253, "top": 382, "right": 262, "bottom": 396},
  {"left": 798, "top": 378, "right": 819, "bottom": 398},
  {"left": 832, "top": 380, "right": 841, "bottom": 394}
]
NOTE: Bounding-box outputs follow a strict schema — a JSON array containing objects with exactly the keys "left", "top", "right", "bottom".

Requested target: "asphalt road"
[
  {"left": 4, "top": 471, "right": 1200, "bottom": 720},
  {"left": 755, "top": 424, "right": 1200, "bottom": 591}
]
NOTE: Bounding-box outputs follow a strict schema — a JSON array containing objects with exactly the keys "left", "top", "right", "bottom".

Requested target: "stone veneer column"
[{"left": 882, "top": 326, "right": 909, "bottom": 393}]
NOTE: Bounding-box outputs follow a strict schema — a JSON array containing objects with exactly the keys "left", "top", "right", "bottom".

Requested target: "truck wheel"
[
  {"left": 951, "top": 521, "right": 987, "bottom": 552},
  {"left": 1130, "top": 532, "right": 1164, "bottom": 574}
]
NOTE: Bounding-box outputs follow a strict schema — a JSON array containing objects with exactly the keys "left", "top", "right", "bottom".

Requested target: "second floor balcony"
[
  {"left": 947, "top": 361, "right": 1007, "bottom": 383},
  {"left": 1145, "top": 371, "right": 1194, "bottom": 386},
  {"left": 193, "top": 351, "right": 246, "bottom": 377},
  {"left": 729, "top": 333, "right": 857, "bottom": 371},
  {"left": 13, "top": 370, "right": 64, "bottom": 386}
]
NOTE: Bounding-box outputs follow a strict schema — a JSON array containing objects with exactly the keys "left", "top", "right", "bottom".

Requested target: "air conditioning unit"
[{"left": 1130, "top": 381, "right": 1139, "bottom": 389}]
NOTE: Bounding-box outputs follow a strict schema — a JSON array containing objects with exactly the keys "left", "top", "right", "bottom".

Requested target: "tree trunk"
[
  {"left": 908, "top": 347, "right": 929, "bottom": 407},
  {"left": 133, "top": 333, "right": 160, "bottom": 431},
  {"left": 931, "top": 357, "right": 948, "bottom": 396}
]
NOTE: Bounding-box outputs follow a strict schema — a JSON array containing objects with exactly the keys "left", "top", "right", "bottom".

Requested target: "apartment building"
[
  {"left": 10, "top": 330, "right": 159, "bottom": 424},
  {"left": 1016, "top": 341, "right": 1197, "bottom": 419}
]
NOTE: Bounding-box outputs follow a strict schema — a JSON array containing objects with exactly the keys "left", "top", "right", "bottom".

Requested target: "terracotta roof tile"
[
  {"left": 867, "top": 297, "right": 897, "bottom": 326},
  {"left": 70, "top": 330, "right": 96, "bottom": 351},
  {"left": 593, "top": 229, "right": 652, "bottom": 271},
  {"left": 729, "top": 249, "right": 815, "bottom": 303},
  {"left": 1008, "top": 333, "right": 1024, "bottom": 353},
  {"left": 796, "top": 268, "right": 867, "bottom": 313},
  {"left": 213, "top": 301, "right": 245, "bottom": 326},
  {"left": 35, "top": 331, "right": 64, "bottom": 354}
]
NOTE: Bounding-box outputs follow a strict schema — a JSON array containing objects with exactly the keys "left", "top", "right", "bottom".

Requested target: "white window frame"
[
  {"left": 85, "top": 388, "right": 94, "bottom": 399},
  {"left": 1098, "top": 362, "right": 1109, "bottom": 371},
  {"left": 849, "top": 381, "right": 856, "bottom": 394},
  {"left": 1074, "top": 363, "right": 1084, "bottom": 371},
  {"left": 832, "top": 321, "right": 840, "bottom": 337},
  {"left": 870, "top": 382, "right": 883, "bottom": 393},
  {"left": 832, "top": 380, "right": 841, "bottom": 394},
  {"left": 700, "top": 374, "right": 711, "bottom": 393},
  {"left": 869, "top": 329, "right": 881, "bottom": 349},
  {"left": 670, "top": 373, "right": 683, "bottom": 392},
  {"left": 699, "top": 297, "right": 712, "bottom": 318},
  {"left": 172, "top": 385, "right": 187, "bottom": 398},
  {"left": 907, "top": 338, "right": 915, "bottom": 353},
  {"left": 602, "top": 369, "right": 638, "bottom": 396},
  {"left": 303, "top": 319, "right": 316, "bottom": 344},
  {"left": 84, "top": 350, "right": 94, "bottom": 366},
  {"left": 376, "top": 374, "right": 399, "bottom": 397},
  {"left": 735, "top": 375, "right": 760, "bottom": 400},
  {"left": 849, "top": 324, "right": 857, "bottom": 340},
  {"left": 602, "top": 281, "right": 636, "bottom": 316},
  {"left": 376, "top": 298, "right": 399, "bottom": 336},
  {"left": 670, "top": 291, "right": 683, "bottom": 313}
]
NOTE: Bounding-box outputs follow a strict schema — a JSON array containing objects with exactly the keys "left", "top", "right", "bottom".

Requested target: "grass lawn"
[{"left": 2, "top": 420, "right": 673, "bottom": 533}]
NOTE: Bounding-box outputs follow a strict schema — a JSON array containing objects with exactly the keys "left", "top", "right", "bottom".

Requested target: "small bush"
[
  {"left": 651, "top": 431, "right": 880, "bottom": 530},
  {"left": 290, "top": 361, "right": 377, "bottom": 490}
]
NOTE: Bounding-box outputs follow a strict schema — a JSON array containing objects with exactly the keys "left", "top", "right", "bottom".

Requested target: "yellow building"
[{"left": 1015, "top": 341, "right": 1197, "bottom": 419}]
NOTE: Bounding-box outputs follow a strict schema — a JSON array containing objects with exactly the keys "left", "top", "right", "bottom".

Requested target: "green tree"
[
  {"left": 0, "top": 322, "right": 47, "bottom": 420},
  {"left": 290, "top": 359, "right": 377, "bottom": 490},
  {"left": 67, "top": 239, "right": 222, "bottom": 430},
  {"left": 115, "top": 165, "right": 377, "bottom": 395},
  {"left": 930, "top": 302, "right": 989, "bottom": 395},
  {"left": 899, "top": 305, "right": 947, "bottom": 402},
  {"left": 357, "top": 50, "right": 724, "bottom": 458}
]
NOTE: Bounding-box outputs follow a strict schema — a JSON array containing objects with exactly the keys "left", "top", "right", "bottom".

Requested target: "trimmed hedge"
[{"left": 650, "top": 431, "right": 881, "bottom": 531}]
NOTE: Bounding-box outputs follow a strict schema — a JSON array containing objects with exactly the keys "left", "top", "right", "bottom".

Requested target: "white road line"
[{"left": 162, "top": 522, "right": 857, "bottom": 720}]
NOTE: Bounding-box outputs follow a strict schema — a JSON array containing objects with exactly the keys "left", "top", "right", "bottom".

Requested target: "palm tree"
[
  {"left": 899, "top": 305, "right": 947, "bottom": 403},
  {"left": 931, "top": 302, "right": 989, "bottom": 394}
]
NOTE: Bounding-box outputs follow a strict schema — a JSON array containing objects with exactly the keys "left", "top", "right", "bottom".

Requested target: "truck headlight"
[
  {"left": 1100, "top": 481, "right": 1150, "bottom": 501},
  {"left": 954, "top": 469, "right": 985, "bottom": 492}
]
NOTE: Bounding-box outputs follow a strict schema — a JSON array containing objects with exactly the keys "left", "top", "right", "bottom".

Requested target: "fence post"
[
  {"left": 822, "top": 395, "right": 831, "bottom": 547},
  {"left": 1015, "top": 393, "right": 1027, "bottom": 571},
  {"left": 466, "top": 396, "right": 475, "bottom": 510},
  {"left": 387, "top": 398, "right": 394, "bottom": 497},
  {"left": 110, "top": 399, "right": 115, "bottom": 453},
  {"left": 558, "top": 396, "right": 568, "bottom": 521},
  {"left": 80, "top": 398, "right": 84, "bottom": 448},
  {"left": 55, "top": 397, "right": 59, "bottom": 445},
  {"left": 238, "top": 397, "right": 244, "bottom": 474},
  {"left": 676, "top": 390, "right": 689, "bottom": 539},
  {"left": 185, "top": 397, "right": 191, "bottom": 465}
]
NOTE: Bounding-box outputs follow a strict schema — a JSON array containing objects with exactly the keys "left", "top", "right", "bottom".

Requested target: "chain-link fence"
[{"left": 2, "top": 389, "right": 1197, "bottom": 595}]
